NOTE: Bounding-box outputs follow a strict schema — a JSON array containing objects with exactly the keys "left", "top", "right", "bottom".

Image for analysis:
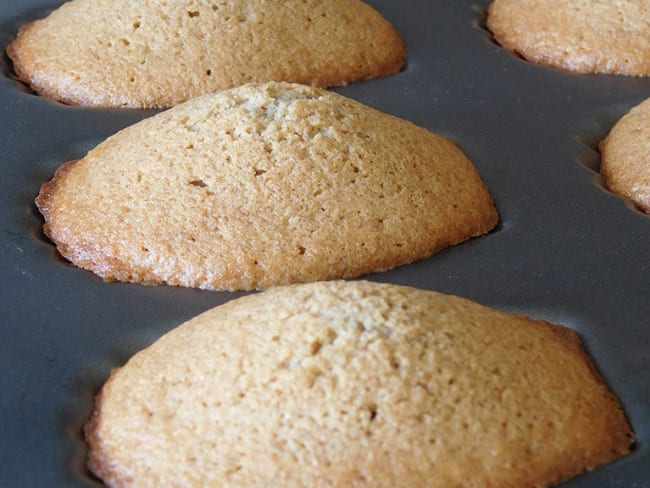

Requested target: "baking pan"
[{"left": 0, "top": 1, "right": 648, "bottom": 486}]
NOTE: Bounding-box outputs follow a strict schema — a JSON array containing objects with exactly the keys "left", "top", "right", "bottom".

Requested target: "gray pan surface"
[{"left": 0, "top": 1, "right": 648, "bottom": 486}]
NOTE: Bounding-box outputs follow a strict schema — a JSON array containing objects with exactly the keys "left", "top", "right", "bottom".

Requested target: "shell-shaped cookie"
[
  {"left": 487, "top": 0, "right": 650, "bottom": 76},
  {"left": 36, "top": 82, "right": 498, "bottom": 291},
  {"left": 85, "top": 280, "right": 634, "bottom": 487},
  {"left": 7, "top": 0, "right": 405, "bottom": 108},
  {"left": 600, "top": 98, "right": 650, "bottom": 213}
]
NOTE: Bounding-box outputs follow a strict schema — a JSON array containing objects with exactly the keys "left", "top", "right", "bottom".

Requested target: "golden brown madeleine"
[
  {"left": 85, "top": 280, "right": 634, "bottom": 487},
  {"left": 600, "top": 98, "right": 650, "bottom": 213},
  {"left": 7, "top": 0, "right": 405, "bottom": 108},
  {"left": 36, "top": 82, "right": 498, "bottom": 291},
  {"left": 487, "top": 0, "right": 650, "bottom": 75}
]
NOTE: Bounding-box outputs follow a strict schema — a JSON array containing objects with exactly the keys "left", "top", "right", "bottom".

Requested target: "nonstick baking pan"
[{"left": 1, "top": 1, "right": 648, "bottom": 486}]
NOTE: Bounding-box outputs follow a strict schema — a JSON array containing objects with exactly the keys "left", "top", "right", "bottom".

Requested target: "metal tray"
[{"left": 1, "top": 1, "right": 648, "bottom": 486}]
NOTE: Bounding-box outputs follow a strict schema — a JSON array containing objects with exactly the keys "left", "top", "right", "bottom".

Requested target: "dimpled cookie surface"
[
  {"left": 36, "top": 82, "right": 498, "bottom": 291},
  {"left": 487, "top": 0, "right": 650, "bottom": 75},
  {"left": 7, "top": 0, "right": 405, "bottom": 108},
  {"left": 85, "top": 280, "right": 634, "bottom": 487}
]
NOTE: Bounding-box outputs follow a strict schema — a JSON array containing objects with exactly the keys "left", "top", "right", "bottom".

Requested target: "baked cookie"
[
  {"left": 7, "top": 0, "right": 405, "bottom": 108},
  {"left": 600, "top": 98, "right": 650, "bottom": 212},
  {"left": 85, "top": 280, "right": 635, "bottom": 488},
  {"left": 35, "top": 82, "right": 498, "bottom": 291},
  {"left": 487, "top": 0, "right": 650, "bottom": 75}
]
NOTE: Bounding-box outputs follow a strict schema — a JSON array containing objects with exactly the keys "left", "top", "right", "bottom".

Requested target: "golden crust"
[
  {"left": 85, "top": 280, "right": 635, "bottom": 487},
  {"left": 35, "top": 82, "right": 498, "bottom": 291},
  {"left": 36, "top": 159, "right": 78, "bottom": 242},
  {"left": 600, "top": 98, "right": 650, "bottom": 213},
  {"left": 487, "top": 0, "right": 650, "bottom": 76},
  {"left": 7, "top": 0, "right": 405, "bottom": 108}
]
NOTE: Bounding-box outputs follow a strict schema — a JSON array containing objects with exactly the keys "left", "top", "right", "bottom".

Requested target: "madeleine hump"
[
  {"left": 85, "top": 280, "right": 634, "bottom": 487},
  {"left": 36, "top": 82, "right": 498, "bottom": 291}
]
